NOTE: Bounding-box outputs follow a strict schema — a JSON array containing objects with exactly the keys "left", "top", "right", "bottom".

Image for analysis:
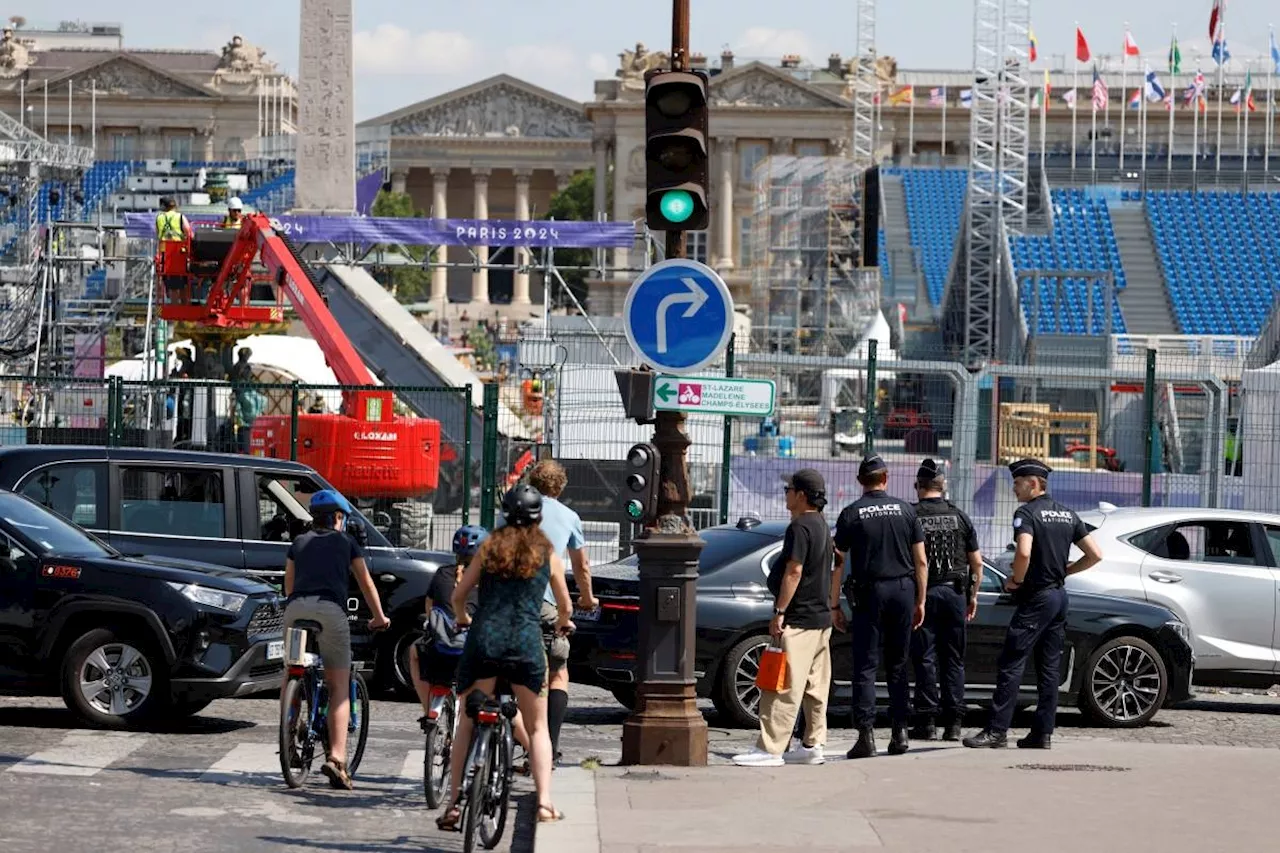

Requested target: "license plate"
[
  {"left": 266, "top": 640, "right": 284, "bottom": 660},
  {"left": 573, "top": 608, "right": 600, "bottom": 622}
]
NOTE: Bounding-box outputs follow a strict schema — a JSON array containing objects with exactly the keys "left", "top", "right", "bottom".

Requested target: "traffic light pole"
[{"left": 620, "top": 0, "right": 710, "bottom": 766}]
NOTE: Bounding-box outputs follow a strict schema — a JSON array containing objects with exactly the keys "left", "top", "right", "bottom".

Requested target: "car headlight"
[
  {"left": 167, "top": 582, "right": 248, "bottom": 613},
  {"left": 1163, "top": 619, "right": 1192, "bottom": 646}
]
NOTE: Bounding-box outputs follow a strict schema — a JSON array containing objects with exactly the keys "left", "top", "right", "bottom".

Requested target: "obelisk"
[{"left": 294, "top": 0, "right": 355, "bottom": 213}]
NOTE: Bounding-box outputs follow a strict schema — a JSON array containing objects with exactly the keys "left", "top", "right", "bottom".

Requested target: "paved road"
[{"left": 2, "top": 684, "right": 1277, "bottom": 852}]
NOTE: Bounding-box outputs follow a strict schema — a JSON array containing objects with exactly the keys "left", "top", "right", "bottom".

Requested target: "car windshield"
[
  {"left": 0, "top": 493, "right": 114, "bottom": 559},
  {"left": 601, "top": 528, "right": 779, "bottom": 575}
]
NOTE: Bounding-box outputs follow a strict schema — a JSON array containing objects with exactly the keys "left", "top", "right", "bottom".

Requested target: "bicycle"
[
  {"left": 278, "top": 619, "right": 371, "bottom": 789},
  {"left": 456, "top": 686, "right": 518, "bottom": 853},
  {"left": 422, "top": 679, "right": 457, "bottom": 808}
]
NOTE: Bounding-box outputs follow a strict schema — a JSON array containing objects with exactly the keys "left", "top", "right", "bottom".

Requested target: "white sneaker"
[
  {"left": 732, "top": 748, "right": 784, "bottom": 767},
  {"left": 783, "top": 744, "right": 825, "bottom": 765}
]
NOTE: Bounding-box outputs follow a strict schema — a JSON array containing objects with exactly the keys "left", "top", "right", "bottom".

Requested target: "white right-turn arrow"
[{"left": 655, "top": 277, "right": 710, "bottom": 354}]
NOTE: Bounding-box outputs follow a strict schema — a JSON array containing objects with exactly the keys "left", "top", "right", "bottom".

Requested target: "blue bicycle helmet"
[
  {"left": 452, "top": 524, "right": 489, "bottom": 558},
  {"left": 309, "top": 489, "right": 353, "bottom": 515}
]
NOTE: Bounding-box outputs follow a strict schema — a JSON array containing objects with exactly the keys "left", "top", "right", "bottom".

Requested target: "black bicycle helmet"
[{"left": 501, "top": 484, "right": 543, "bottom": 528}]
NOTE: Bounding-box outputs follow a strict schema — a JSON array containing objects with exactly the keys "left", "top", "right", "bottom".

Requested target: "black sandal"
[
  {"left": 537, "top": 804, "right": 565, "bottom": 822},
  {"left": 436, "top": 803, "right": 462, "bottom": 832},
  {"left": 320, "top": 756, "right": 353, "bottom": 790}
]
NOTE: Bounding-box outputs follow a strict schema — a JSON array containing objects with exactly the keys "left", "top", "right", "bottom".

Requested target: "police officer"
[
  {"left": 963, "top": 458, "right": 1103, "bottom": 749},
  {"left": 908, "top": 458, "right": 983, "bottom": 743},
  {"left": 834, "top": 454, "right": 928, "bottom": 758}
]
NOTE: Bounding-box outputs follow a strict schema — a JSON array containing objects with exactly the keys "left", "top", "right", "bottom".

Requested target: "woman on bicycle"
[
  {"left": 283, "top": 489, "right": 390, "bottom": 790},
  {"left": 437, "top": 485, "right": 572, "bottom": 828},
  {"left": 409, "top": 525, "right": 485, "bottom": 727}
]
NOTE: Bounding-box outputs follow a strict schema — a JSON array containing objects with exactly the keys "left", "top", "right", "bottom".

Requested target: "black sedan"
[{"left": 569, "top": 518, "right": 1195, "bottom": 729}]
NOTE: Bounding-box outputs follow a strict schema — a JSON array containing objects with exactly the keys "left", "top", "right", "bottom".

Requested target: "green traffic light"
[
  {"left": 659, "top": 190, "right": 694, "bottom": 224},
  {"left": 625, "top": 499, "right": 645, "bottom": 521}
]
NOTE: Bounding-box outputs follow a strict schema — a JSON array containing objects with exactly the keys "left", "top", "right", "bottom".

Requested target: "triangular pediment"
[
  {"left": 710, "top": 62, "right": 850, "bottom": 109},
  {"left": 364, "top": 74, "right": 592, "bottom": 140},
  {"left": 48, "top": 54, "right": 215, "bottom": 99}
]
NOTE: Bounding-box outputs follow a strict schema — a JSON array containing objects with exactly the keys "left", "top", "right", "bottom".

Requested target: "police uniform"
[
  {"left": 909, "top": 458, "right": 980, "bottom": 741},
  {"left": 964, "top": 458, "right": 1089, "bottom": 750},
  {"left": 834, "top": 454, "right": 924, "bottom": 758}
]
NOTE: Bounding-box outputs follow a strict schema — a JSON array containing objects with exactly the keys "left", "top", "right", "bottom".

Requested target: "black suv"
[
  {"left": 0, "top": 490, "right": 284, "bottom": 727},
  {"left": 0, "top": 446, "right": 453, "bottom": 695}
]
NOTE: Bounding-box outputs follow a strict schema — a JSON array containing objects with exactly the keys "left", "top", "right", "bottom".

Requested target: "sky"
[{"left": 23, "top": 0, "right": 1280, "bottom": 119}]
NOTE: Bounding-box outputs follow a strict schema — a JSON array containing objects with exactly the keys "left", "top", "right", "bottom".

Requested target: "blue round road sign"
[{"left": 623, "top": 258, "right": 734, "bottom": 375}]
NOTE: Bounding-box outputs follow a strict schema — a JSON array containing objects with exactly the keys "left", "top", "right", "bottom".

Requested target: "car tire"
[
  {"left": 610, "top": 686, "right": 637, "bottom": 710},
  {"left": 377, "top": 622, "right": 421, "bottom": 698},
  {"left": 713, "top": 633, "right": 771, "bottom": 729},
  {"left": 61, "top": 627, "right": 168, "bottom": 729},
  {"left": 1078, "top": 635, "right": 1168, "bottom": 728}
]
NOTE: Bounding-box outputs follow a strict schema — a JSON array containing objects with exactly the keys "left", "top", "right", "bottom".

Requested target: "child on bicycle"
[
  {"left": 437, "top": 485, "right": 573, "bottom": 829},
  {"left": 409, "top": 525, "right": 485, "bottom": 727}
]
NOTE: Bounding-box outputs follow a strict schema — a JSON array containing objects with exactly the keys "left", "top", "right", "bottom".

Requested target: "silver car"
[{"left": 1061, "top": 506, "right": 1280, "bottom": 689}]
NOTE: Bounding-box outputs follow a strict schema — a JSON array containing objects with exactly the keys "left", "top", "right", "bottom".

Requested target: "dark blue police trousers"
[
  {"left": 849, "top": 575, "right": 916, "bottom": 728},
  {"left": 910, "top": 583, "right": 968, "bottom": 723},
  {"left": 988, "top": 585, "right": 1069, "bottom": 735}
]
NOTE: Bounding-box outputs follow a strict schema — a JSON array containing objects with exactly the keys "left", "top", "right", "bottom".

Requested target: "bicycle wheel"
[
  {"left": 423, "top": 697, "right": 453, "bottom": 808},
  {"left": 461, "top": 727, "right": 492, "bottom": 853},
  {"left": 279, "top": 676, "right": 314, "bottom": 788},
  {"left": 479, "top": 721, "right": 512, "bottom": 849},
  {"left": 345, "top": 671, "right": 371, "bottom": 777}
]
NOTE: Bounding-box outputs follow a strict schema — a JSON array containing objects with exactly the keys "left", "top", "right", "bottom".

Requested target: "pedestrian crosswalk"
[{"left": 2, "top": 729, "right": 428, "bottom": 791}]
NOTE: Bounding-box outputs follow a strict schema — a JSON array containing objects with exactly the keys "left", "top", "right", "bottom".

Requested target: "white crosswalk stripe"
[
  {"left": 7, "top": 731, "right": 146, "bottom": 777},
  {"left": 198, "top": 742, "right": 282, "bottom": 785}
]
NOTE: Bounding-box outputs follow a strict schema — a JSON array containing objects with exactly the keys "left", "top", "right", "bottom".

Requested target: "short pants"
[
  {"left": 284, "top": 596, "right": 352, "bottom": 671},
  {"left": 540, "top": 601, "right": 570, "bottom": 672}
]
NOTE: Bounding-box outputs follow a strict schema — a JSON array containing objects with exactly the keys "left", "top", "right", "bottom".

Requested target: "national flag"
[
  {"left": 1212, "top": 38, "right": 1230, "bottom": 66},
  {"left": 1076, "top": 27, "right": 1091, "bottom": 63},
  {"left": 1209, "top": 0, "right": 1222, "bottom": 41},
  {"left": 1145, "top": 68, "right": 1167, "bottom": 102},
  {"left": 959, "top": 89, "right": 973, "bottom": 108},
  {"left": 1271, "top": 28, "right": 1279, "bottom": 74},
  {"left": 889, "top": 85, "right": 914, "bottom": 106},
  {"left": 1029, "top": 29, "right": 1038, "bottom": 63},
  {"left": 1243, "top": 70, "right": 1256, "bottom": 112},
  {"left": 1043, "top": 69, "right": 1052, "bottom": 106},
  {"left": 1168, "top": 34, "right": 1182, "bottom": 74},
  {"left": 1124, "top": 30, "right": 1140, "bottom": 57},
  {"left": 1230, "top": 87, "right": 1241, "bottom": 108},
  {"left": 1032, "top": 89, "right": 1043, "bottom": 109},
  {"left": 1091, "top": 66, "right": 1108, "bottom": 112},
  {"left": 929, "top": 87, "right": 946, "bottom": 106},
  {"left": 1062, "top": 89, "right": 1077, "bottom": 109},
  {"left": 1129, "top": 88, "right": 1142, "bottom": 109}
]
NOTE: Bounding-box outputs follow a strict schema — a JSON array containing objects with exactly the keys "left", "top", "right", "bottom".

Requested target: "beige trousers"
[{"left": 756, "top": 626, "right": 833, "bottom": 755}]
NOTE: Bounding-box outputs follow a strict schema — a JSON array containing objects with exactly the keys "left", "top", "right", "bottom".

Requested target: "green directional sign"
[{"left": 652, "top": 375, "right": 776, "bottom": 418}]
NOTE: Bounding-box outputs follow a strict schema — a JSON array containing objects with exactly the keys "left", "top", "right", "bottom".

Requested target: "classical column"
[
  {"left": 513, "top": 169, "right": 533, "bottom": 306},
  {"left": 391, "top": 168, "right": 408, "bottom": 195},
  {"left": 714, "top": 137, "right": 736, "bottom": 271},
  {"left": 471, "top": 169, "right": 490, "bottom": 305},
  {"left": 431, "top": 169, "right": 449, "bottom": 303},
  {"left": 592, "top": 139, "right": 609, "bottom": 219}
]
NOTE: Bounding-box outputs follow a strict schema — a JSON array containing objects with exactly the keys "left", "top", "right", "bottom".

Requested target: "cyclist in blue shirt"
[{"left": 283, "top": 489, "right": 390, "bottom": 790}]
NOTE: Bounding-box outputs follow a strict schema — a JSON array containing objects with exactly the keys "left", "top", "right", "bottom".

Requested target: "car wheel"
[
  {"left": 610, "top": 686, "right": 637, "bottom": 710},
  {"left": 713, "top": 634, "right": 770, "bottom": 728},
  {"left": 1078, "top": 635, "right": 1168, "bottom": 728},
  {"left": 61, "top": 628, "right": 168, "bottom": 729},
  {"left": 377, "top": 623, "right": 421, "bottom": 698}
]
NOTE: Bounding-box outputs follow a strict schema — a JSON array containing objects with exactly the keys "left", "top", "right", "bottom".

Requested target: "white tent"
[
  {"left": 1240, "top": 361, "right": 1280, "bottom": 511},
  {"left": 106, "top": 335, "right": 355, "bottom": 386},
  {"left": 818, "top": 313, "right": 900, "bottom": 425}
]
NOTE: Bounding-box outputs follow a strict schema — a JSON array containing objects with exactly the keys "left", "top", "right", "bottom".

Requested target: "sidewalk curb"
[{"left": 534, "top": 766, "right": 600, "bottom": 853}]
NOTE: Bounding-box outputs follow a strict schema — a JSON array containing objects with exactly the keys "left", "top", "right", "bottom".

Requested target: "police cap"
[
  {"left": 858, "top": 454, "right": 888, "bottom": 479},
  {"left": 916, "top": 457, "right": 943, "bottom": 483},
  {"left": 1008, "top": 458, "right": 1052, "bottom": 479}
]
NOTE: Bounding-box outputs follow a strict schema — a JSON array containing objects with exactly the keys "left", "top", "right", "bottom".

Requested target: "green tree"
[
  {"left": 545, "top": 169, "right": 604, "bottom": 311},
  {"left": 370, "top": 190, "right": 433, "bottom": 304}
]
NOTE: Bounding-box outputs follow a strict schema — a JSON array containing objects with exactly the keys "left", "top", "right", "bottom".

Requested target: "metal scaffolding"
[
  {"left": 749, "top": 155, "right": 879, "bottom": 357},
  {"left": 851, "top": 0, "right": 878, "bottom": 169}
]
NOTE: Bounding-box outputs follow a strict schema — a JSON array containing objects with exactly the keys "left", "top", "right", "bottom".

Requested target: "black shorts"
[{"left": 415, "top": 641, "right": 461, "bottom": 686}]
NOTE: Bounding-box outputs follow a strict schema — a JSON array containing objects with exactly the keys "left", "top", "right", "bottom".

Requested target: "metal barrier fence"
[{"left": 1, "top": 375, "right": 480, "bottom": 554}]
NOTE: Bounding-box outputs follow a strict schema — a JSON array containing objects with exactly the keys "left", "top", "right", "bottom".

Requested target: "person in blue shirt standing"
[
  {"left": 496, "top": 459, "right": 597, "bottom": 764},
  {"left": 283, "top": 490, "right": 390, "bottom": 789}
]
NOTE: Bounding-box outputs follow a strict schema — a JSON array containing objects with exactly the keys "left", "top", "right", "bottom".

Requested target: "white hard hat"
[{"left": 227, "top": 197, "right": 243, "bottom": 210}]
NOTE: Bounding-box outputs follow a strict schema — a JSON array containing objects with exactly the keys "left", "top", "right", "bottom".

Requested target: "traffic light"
[
  {"left": 644, "top": 70, "right": 710, "bottom": 231},
  {"left": 623, "top": 442, "right": 662, "bottom": 525}
]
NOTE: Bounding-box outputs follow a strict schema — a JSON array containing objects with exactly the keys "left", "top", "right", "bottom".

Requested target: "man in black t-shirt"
[
  {"left": 964, "top": 459, "right": 1102, "bottom": 750},
  {"left": 834, "top": 454, "right": 928, "bottom": 759},
  {"left": 733, "top": 469, "right": 837, "bottom": 768}
]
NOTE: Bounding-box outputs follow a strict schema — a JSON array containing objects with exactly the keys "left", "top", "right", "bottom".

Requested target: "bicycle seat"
[
  {"left": 465, "top": 690, "right": 500, "bottom": 720},
  {"left": 292, "top": 619, "right": 325, "bottom": 634}
]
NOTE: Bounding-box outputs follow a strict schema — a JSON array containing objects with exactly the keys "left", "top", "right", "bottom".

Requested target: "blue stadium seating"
[
  {"left": 241, "top": 169, "right": 295, "bottom": 212},
  {"left": 1145, "top": 190, "right": 1280, "bottom": 336},
  {"left": 885, "top": 167, "right": 967, "bottom": 307},
  {"left": 1009, "top": 188, "right": 1128, "bottom": 335}
]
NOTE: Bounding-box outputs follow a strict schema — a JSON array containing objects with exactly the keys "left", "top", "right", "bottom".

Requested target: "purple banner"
[
  {"left": 121, "top": 213, "right": 636, "bottom": 249},
  {"left": 355, "top": 170, "right": 385, "bottom": 216}
]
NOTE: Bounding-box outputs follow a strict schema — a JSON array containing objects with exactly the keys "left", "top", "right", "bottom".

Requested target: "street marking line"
[
  {"left": 198, "top": 743, "right": 281, "bottom": 785},
  {"left": 8, "top": 732, "right": 145, "bottom": 777},
  {"left": 395, "top": 749, "right": 424, "bottom": 790}
]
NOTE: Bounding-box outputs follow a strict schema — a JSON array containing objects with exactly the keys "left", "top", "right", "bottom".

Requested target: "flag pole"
[
  {"left": 1236, "top": 62, "right": 1244, "bottom": 155},
  {"left": 1243, "top": 64, "right": 1250, "bottom": 179},
  {"left": 908, "top": 87, "right": 915, "bottom": 159},
  {"left": 1091, "top": 68, "right": 1098, "bottom": 175},
  {"left": 1073, "top": 22, "right": 1080, "bottom": 171},
  {"left": 1215, "top": 15, "right": 1226, "bottom": 173},
  {"left": 1040, "top": 73, "right": 1047, "bottom": 168},
  {"left": 1168, "top": 24, "right": 1178, "bottom": 171},
  {"left": 1141, "top": 68, "right": 1148, "bottom": 176},
  {"left": 941, "top": 86, "right": 948, "bottom": 158},
  {"left": 42, "top": 79, "right": 48, "bottom": 139},
  {"left": 17, "top": 78, "right": 23, "bottom": 129},
  {"left": 1121, "top": 24, "right": 1129, "bottom": 171},
  {"left": 1267, "top": 25, "right": 1275, "bottom": 173},
  {"left": 67, "top": 81, "right": 72, "bottom": 145},
  {"left": 1193, "top": 65, "right": 1201, "bottom": 176},
  {"left": 90, "top": 79, "right": 96, "bottom": 155}
]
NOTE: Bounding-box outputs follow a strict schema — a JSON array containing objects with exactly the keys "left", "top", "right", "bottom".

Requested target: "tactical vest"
[{"left": 916, "top": 498, "right": 969, "bottom": 586}]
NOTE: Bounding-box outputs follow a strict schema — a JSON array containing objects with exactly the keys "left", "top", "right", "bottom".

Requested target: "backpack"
[{"left": 427, "top": 606, "right": 467, "bottom": 655}]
